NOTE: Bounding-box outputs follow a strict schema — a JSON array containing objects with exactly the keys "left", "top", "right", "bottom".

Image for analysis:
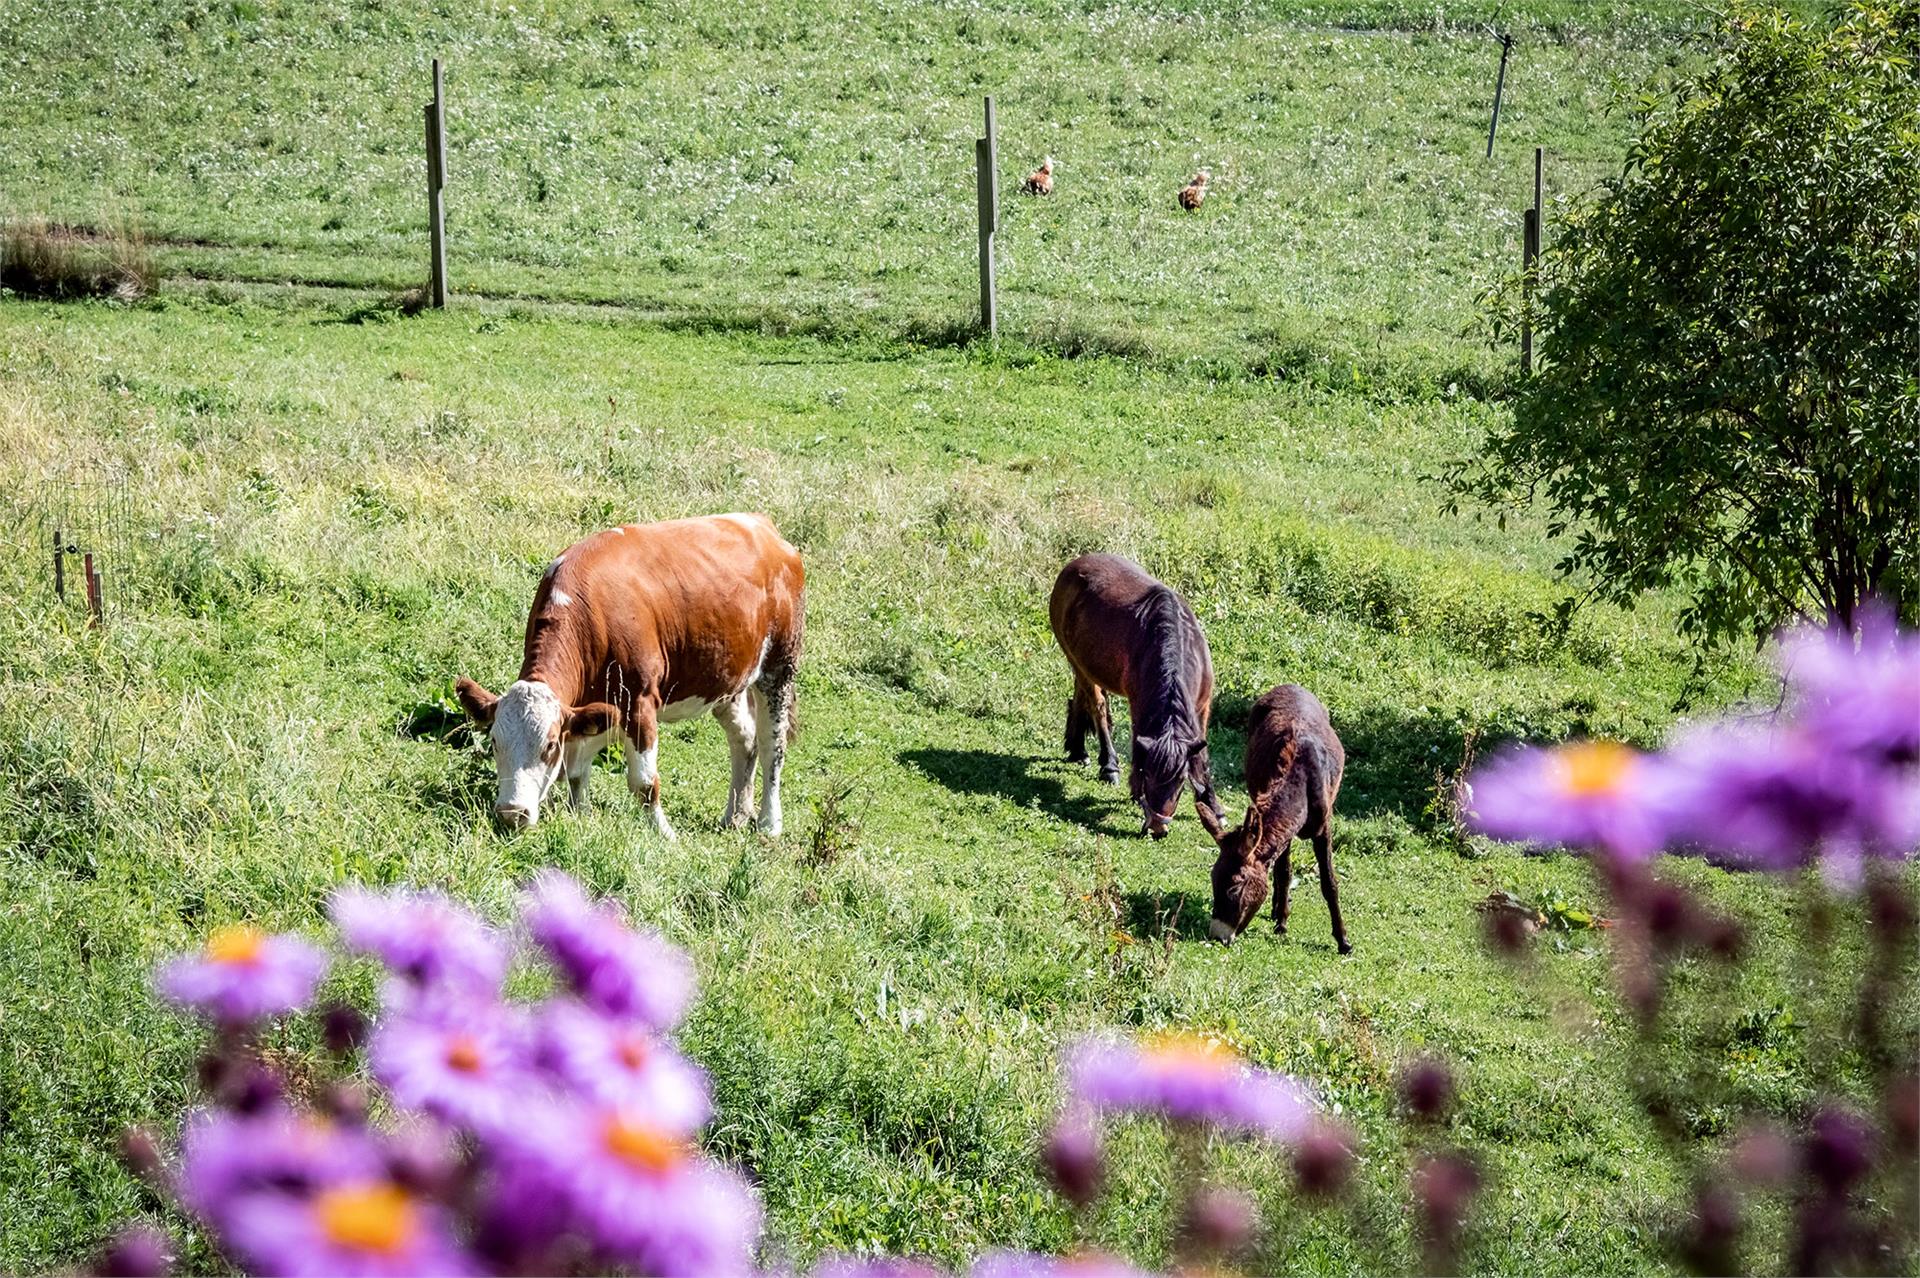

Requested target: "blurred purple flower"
[
  {"left": 1178, "top": 1186, "right": 1257, "bottom": 1257},
  {"left": 1661, "top": 723, "right": 1919, "bottom": 871},
  {"left": 521, "top": 872, "right": 695, "bottom": 1029},
  {"left": 1291, "top": 1119, "right": 1356, "bottom": 1199},
  {"left": 1802, "top": 1106, "right": 1875, "bottom": 1195},
  {"left": 221, "top": 1179, "right": 476, "bottom": 1277},
  {"left": 1400, "top": 1057, "right": 1454, "bottom": 1123},
  {"left": 89, "top": 1223, "right": 171, "bottom": 1278},
  {"left": 178, "top": 1109, "right": 387, "bottom": 1230},
  {"left": 156, "top": 925, "right": 328, "bottom": 1024},
  {"left": 1781, "top": 607, "right": 1920, "bottom": 765},
  {"left": 369, "top": 999, "right": 545, "bottom": 1137},
  {"left": 1066, "top": 1034, "right": 1312, "bottom": 1142},
  {"left": 535, "top": 1002, "right": 711, "bottom": 1133},
  {"left": 1465, "top": 740, "right": 1675, "bottom": 860},
  {"left": 969, "top": 1252, "right": 1154, "bottom": 1278},
  {"left": 468, "top": 1150, "right": 578, "bottom": 1275},
  {"left": 1041, "top": 1113, "right": 1104, "bottom": 1208},
  {"left": 331, "top": 887, "right": 508, "bottom": 999},
  {"left": 509, "top": 1100, "right": 761, "bottom": 1276}
]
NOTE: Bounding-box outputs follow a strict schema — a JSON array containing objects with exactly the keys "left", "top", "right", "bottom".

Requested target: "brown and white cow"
[{"left": 455, "top": 513, "right": 804, "bottom": 839}]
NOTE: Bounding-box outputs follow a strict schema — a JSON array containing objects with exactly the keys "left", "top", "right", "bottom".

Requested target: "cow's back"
[{"left": 537, "top": 513, "right": 802, "bottom": 707}]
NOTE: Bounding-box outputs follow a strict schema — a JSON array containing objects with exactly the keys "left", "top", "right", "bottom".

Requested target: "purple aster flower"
[
  {"left": 156, "top": 925, "right": 328, "bottom": 1024},
  {"left": 1661, "top": 723, "right": 1919, "bottom": 872},
  {"left": 88, "top": 1223, "right": 172, "bottom": 1277},
  {"left": 506, "top": 1099, "right": 761, "bottom": 1275},
  {"left": 969, "top": 1251, "right": 1154, "bottom": 1278},
  {"left": 1464, "top": 740, "right": 1676, "bottom": 860},
  {"left": 520, "top": 872, "right": 695, "bottom": 1029},
  {"left": 535, "top": 1001, "right": 711, "bottom": 1133},
  {"left": 369, "top": 998, "right": 547, "bottom": 1137},
  {"left": 469, "top": 1150, "right": 581, "bottom": 1276},
  {"left": 330, "top": 887, "right": 508, "bottom": 999},
  {"left": 220, "top": 1179, "right": 477, "bottom": 1277},
  {"left": 178, "top": 1108, "right": 387, "bottom": 1228},
  {"left": 1040, "top": 1112, "right": 1104, "bottom": 1207},
  {"left": 1780, "top": 607, "right": 1920, "bottom": 766},
  {"left": 1066, "top": 1034, "right": 1312, "bottom": 1142}
]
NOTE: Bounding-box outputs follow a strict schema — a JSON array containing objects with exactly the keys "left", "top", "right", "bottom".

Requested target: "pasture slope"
[{"left": 2, "top": 0, "right": 1907, "bottom": 1275}]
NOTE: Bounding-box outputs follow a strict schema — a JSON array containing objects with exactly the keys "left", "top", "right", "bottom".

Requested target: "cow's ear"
[
  {"left": 565, "top": 701, "right": 621, "bottom": 739},
  {"left": 454, "top": 678, "right": 499, "bottom": 728}
]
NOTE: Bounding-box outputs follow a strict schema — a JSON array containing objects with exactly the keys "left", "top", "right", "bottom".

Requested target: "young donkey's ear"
[
  {"left": 565, "top": 702, "right": 621, "bottom": 739},
  {"left": 454, "top": 678, "right": 499, "bottom": 728}
]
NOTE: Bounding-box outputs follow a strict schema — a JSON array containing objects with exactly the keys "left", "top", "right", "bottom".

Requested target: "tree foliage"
[{"left": 1453, "top": 2, "right": 1920, "bottom": 649}]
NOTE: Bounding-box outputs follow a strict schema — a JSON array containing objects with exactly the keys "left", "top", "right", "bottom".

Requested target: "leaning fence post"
[
  {"left": 975, "top": 95, "right": 998, "bottom": 338},
  {"left": 52, "top": 525, "right": 65, "bottom": 602},
  {"left": 425, "top": 57, "right": 448, "bottom": 308},
  {"left": 1485, "top": 32, "right": 1514, "bottom": 159}
]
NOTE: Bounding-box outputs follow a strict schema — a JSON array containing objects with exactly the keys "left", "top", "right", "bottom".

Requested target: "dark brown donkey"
[
  {"left": 1049, "top": 554, "right": 1225, "bottom": 838},
  {"left": 1198, "top": 684, "right": 1351, "bottom": 954}
]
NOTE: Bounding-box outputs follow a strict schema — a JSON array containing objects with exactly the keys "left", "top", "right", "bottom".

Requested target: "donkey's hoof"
[
  {"left": 1066, "top": 750, "right": 1088, "bottom": 765},
  {"left": 1099, "top": 768, "right": 1121, "bottom": 785},
  {"left": 1337, "top": 941, "right": 1355, "bottom": 956}
]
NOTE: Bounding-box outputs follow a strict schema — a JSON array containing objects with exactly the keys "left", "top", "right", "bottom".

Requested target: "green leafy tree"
[{"left": 1452, "top": 2, "right": 1919, "bottom": 648}]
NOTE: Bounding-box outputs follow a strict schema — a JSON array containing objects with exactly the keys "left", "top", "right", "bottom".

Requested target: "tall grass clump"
[{"left": 1, "top": 218, "right": 156, "bottom": 302}]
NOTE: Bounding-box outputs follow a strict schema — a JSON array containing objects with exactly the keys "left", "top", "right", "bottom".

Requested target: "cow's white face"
[{"left": 489, "top": 680, "right": 567, "bottom": 828}]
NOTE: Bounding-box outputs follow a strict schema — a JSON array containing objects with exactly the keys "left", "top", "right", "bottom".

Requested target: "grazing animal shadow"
[
  {"left": 898, "top": 748, "right": 1142, "bottom": 838},
  {"left": 1122, "top": 889, "right": 1213, "bottom": 943}
]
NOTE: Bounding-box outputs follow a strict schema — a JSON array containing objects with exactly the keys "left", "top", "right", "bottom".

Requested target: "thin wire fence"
[{"left": 0, "top": 467, "right": 139, "bottom": 623}]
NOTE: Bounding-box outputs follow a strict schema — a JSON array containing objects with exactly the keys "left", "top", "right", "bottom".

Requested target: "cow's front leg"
[
  {"left": 624, "top": 703, "right": 676, "bottom": 841},
  {"left": 751, "top": 675, "right": 794, "bottom": 837},
  {"left": 565, "top": 731, "right": 610, "bottom": 813},
  {"left": 714, "top": 693, "right": 757, "bottom": 829}
]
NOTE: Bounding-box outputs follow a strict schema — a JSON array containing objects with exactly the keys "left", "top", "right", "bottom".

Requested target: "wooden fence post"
[
  {"left": 976, "top": 95, "right": 998, "bottom": 338},
  {"left": 1520, "top": 146, "right": 1543, "bottom": 372},
  {"left": 425, "top": 57, "right": 448, "bottom": 308},
  {"left": 83, "top": 552, "right": 102, "bottom": 627},
  {"left": 1485, "top": 33, "right": 1514, "bottom": 159},
  {"left": 52, "top": 526, "right": 65, "bottom": 602}
]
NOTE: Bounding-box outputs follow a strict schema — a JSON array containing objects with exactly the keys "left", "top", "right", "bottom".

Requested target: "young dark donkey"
[
  {"left": 1049, "top": 554, "right": 1226, "bottom": 838},
  {"left": 1198, "top": 684, "right": 1352, "bottom": 954}
]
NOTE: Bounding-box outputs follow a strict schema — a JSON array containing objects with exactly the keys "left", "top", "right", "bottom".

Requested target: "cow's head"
[
  {"left": 455, "top": 678, "right": 618, "bottom": 829},
  {"left": 1130, "top": 732, "right": 1209, "bottom": 839},
  {"left": 1199, "top": 801, "right": 1268, "bottom": 944}
]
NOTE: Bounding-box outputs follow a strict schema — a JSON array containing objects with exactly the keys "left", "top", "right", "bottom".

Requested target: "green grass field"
[{"left": 1, "top": 1, "right": 1908, "bottom": 1274}]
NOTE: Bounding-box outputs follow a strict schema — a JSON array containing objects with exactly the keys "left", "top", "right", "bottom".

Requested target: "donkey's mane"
[{"left": 1130, "top": 587, "right": 1206, "bottom": 742}]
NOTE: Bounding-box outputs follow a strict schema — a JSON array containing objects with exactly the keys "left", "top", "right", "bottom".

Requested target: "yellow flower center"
[
  {"left": 1144, "top": 1031, "right": 1238, "bottom": 1071},
  {"left": 615, "top": 1033, "right": 650, "bottom": 1072},
  {"left": 205, "top": 924, "right": 266, "bottom": 965},
  {"left": 313, "top": 1183, "right": 417, "bottom": 1255},
  {"left": 603, "top": 1115, "right": 683, "bottom": 1173},
  {"left": 443, "top": 1034, "right": 484, "bottom": 1074},
  {"left": 1554, "top": 741, "right": 1637, "bottom": 797}
]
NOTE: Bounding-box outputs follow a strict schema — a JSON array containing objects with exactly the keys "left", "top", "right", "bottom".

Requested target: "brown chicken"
[
  {"left": 1177, "top": 169, "right": 1210, "bottom": 211},
  {"left": 1021, "top": 156, "right": 1055, "bottom": 196}
]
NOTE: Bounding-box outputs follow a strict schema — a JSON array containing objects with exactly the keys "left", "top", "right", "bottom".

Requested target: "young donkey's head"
[
  {"left": 1199, "top": 802, "right": 1268, "bottom": 944},
  {"left": 455, "top": 678, "right": 619, "bottom": 829},
  {"left": 1130, "top": 731, "right": 1210, "bottom": 839}
]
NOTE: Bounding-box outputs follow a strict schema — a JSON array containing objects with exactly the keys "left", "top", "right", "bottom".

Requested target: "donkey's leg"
[
  {"left": 1064, "top": 675, "right": 1092, "bottom": 763},
  {"left": 1272, "top": 844, "right": 1294, "bottom": 936},
  {"left": 624, "top": 703, "right": 675, "bottom": 841},
  {"left": 1093, "top": 689, "right": 1121, "bottom": 785},
  {"left": 1314, "top": 827, "right": 1352, "bottom": 954},
  {"left": 714, "top": 693, "right": 758, "bottom": 829},
  {"left": 752, "top": 674, "right": 795, "bottom": 837}
]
